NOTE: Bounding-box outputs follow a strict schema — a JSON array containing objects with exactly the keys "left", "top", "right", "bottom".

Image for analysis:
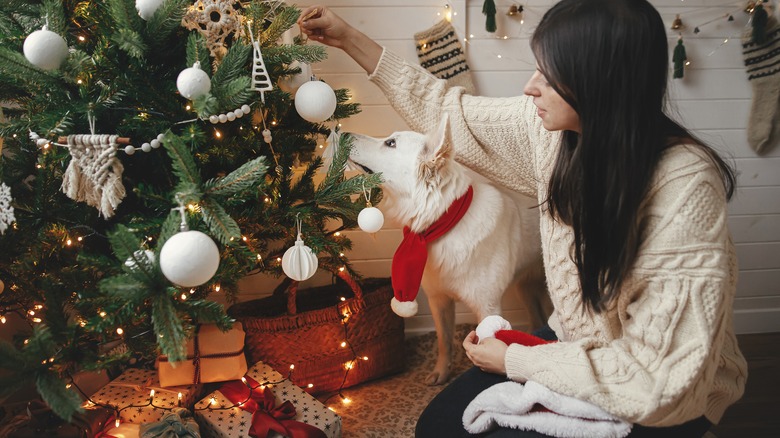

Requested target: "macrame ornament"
[
  {"left": 0, "top": 182, "right": 15, "bottom": 235},
  {"left": 483, "top": 0, "right": 497, "bottom": 33},
  {"left": 181, "top": 0, "right": 244, "bottom": 61},
  {"left": 281, "top": 217, "right": 318, "bottom": 281},
  {"left": 672, "top": 37, "right": 687, "bottom": 79},
  {"left": 159, "top": 204, "right": 220, "bottom": 287},
  {"left": 246, "top": 22, "right": 273, "bottom": 102},
  {"left": 742, "top": 14, "right": 780, "bottom": 154},
  {"left": 414, "top": 20, "right": 476, "bottom": 94},
  {"left": 61, "top": 134, "right": 126, "bottom": 218}
]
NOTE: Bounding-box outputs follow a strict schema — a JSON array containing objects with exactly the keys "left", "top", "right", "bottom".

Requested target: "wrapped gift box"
[
  {"left": 194, "top": 361, "right": 341, "bottom": 438},
  {"left": 90, "top": 368, "right": 200, "bottom": 424}
]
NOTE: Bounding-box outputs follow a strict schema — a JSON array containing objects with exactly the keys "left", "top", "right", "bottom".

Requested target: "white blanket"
[{"left": 463, "top": 380, "right": 632, "bottom": 438}]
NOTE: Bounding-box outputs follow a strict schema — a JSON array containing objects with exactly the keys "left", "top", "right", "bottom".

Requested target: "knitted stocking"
[
  {"left": 414, "top": 19, "right": 476, "bottom": 94},
  {"left": 742, "top": 15, "right": 780, "bottom": 154}
]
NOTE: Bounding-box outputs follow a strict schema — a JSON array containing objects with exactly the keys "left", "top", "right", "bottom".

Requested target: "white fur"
[{"left": 348, "top": 115, "right": 547, "bottom": 385}]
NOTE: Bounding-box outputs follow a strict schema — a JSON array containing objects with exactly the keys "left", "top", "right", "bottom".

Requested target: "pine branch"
[
  {"left": 177, "top": 299, "right": 232, "bottom": 330},
  {"left": 185, "top": 33, "right": 210, "bottom": 71},
  {"left": 36, "top": 371, "right": 84, "bottom": 422},
  {"left": 144, "top": 0, "right": 188, "bottom": 42},
  {"left": 107, "top": 0, "right": 143, "bottom": 34},
  {"left": 204, "top": 157, "right": 267, "bottom": 196},
  {"left": 107, "top": 224, "right": 144, "bottom": 265},
  {"left": 112, "top": 28, "right": 147, "bottom": 59},
  {"left": 151, "top": 292, "right": 187, "bottom": 362},
  {"left": 0, "top": 46, "right": 62, "bottom": 89},
  {"left": 162, "top": 131, "right": 203, "bottom": 193},
  {"left": 200, "top": 198, "right": 241, "bottom": 245}
]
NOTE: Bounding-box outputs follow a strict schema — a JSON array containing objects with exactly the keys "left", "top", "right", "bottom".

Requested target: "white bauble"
[
  {"left": 294, "top": 80, "right": 337, "bottom": 123},
  {"left": 281, "top": 234, "right": 318, "bottom": 281},
  {"left": 278, "top": 61, "right": 312, "bottom": 94},
  {"left": 135, "top": 0, "right": 164, "bottom": 20},
  {"left": 358, "top": 206, "right": 384, "bottom": 233},
  {"left": 23, "top": 27, "right": 68, "bottom": 71},
  {"left": 124, "top": 249, "right": 155, "bottom": 272},
  {"left": 159, "top": 230, "right": 220, "bottom": 287},
  {"left": 176, "top": 62, "right": 211, "bottom": 100}
]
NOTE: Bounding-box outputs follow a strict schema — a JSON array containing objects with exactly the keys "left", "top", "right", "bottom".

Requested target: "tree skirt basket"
[{"left": 228, "top": 274, "right": 405, "bottom": 395}]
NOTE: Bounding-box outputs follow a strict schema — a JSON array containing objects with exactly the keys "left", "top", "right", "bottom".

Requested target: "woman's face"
[{"left": 523, "top": 68, "right": 580, "bottom": 133}]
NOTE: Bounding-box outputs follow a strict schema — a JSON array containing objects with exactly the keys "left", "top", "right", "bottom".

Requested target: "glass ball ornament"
[
  {"left": 282, "top": 234, "right": 318, "bottom": 281},
  {"left": 358, "top": 206, "right": 384, "bottom": 233},
  {"left": 159, "top": 230, "right": 220, "bottom": 287},
  {"left": 177, "top": 62, "right": 211, "bottom": 100},
  {"left": 135, "top": 0, "right": 164, "bottom": 20},
  {"left": 294, "top": 80, "right": 337, "bottom": 123},
  {"left": 23, "top": 26, "right": 68, "bottom": 71}
]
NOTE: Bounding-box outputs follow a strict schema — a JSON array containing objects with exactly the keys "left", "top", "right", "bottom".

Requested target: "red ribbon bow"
[{"left": 219, "top": 376, "right": 327, "bottom": 438}]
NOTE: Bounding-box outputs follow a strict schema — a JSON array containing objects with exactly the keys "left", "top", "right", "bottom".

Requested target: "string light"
[{"left": 116, "top": 327, "right": 124, "bottom": 335}]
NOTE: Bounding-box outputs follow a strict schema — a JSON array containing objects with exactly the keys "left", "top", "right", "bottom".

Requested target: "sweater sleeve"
[
  {"left": 504, "top": 146, "right": 746, "bottom": 426},
  {"left": 368, "top": 48, "right": 557, "bottom": 197}
]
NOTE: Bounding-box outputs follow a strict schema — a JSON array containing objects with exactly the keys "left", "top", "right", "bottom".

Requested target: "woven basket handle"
[{"left": 282, "top": 270, "right": 364, "bottom": 315}]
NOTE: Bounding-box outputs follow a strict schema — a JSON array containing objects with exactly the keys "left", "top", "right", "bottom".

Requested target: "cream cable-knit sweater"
[{"left": 368, "top": 49, "right": 747, "bottom": 427}]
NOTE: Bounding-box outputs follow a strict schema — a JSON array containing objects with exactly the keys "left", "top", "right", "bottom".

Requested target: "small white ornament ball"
[
  {"left": 281, "top": 234, "right": 318, "bottom": 281},
  {"left": 150, "top": 138, "right": 161, "bottom": 149},
  {"left": 218, "top": 114, "right": 227, "bottom": 123},
  {"left": 226, "top": 111, "right": 236, "bottom": 121},
  {"left": 209, "top": 115, "right": 219, "bottom": 124},
  {"left": 124, "top": 249, "right": 155, "bottom": 272},
  {"left": 294, "top": 80, "right": 337, "bottom": 123},
  {"left": 358, "top": 206, "right": 384, "bottom": 233},
  {"left": 135, "top": 0, "right": 164, "bottom": 20},
  {"left": 176, "top": 62, "right": 211, "bottom": 100},
  {"left": 160, "top": 230, "right": 220, "bottom": 287},
  {"left": 124, "top": 145, "right": 136, "bottom": 155},
  {"left": 141, "top": 143, "right": 152, "bottom": 152},
  {"left": 241, "top": 104, "right": 251, "bottom": 114},
  {"left": 23, "top": 26, "right": 69, "bottom": 71}
]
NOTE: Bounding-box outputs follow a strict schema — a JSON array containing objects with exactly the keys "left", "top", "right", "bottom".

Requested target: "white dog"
[{"left": 348, "top": 115, "right": 549, "bottom": 385}]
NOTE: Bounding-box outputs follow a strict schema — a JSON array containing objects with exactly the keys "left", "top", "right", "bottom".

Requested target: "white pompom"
[
  {"left": 281, "top": 234, "right": 318, "bottom": 281},
  {"left": 160, "top": 230, "right": 220, "bottom": 287},
  {"left": 23, "top": 27, "right": 68, "bottom": 71},
  {"left": 391, "top": 297, "right": 418, "bottom": 318},
  {"left": 135, "top": 0, "right": 164, "bottom": 20},
  {"left": 176, "top": 62, "right": 211, "bottom": 100},
  {"left": 124, "top": 249, "right": 155, "bottom": 272},
  {"left": 475, "top": 315, "right": 512, "bottom": 342},
  {"left": 358, "top": 206, "right": 384, "bottom": 233},
  {"left": 294, "top": 80, "right": 337, "bottom": 123}
]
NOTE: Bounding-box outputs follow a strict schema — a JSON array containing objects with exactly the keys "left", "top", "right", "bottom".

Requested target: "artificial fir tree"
[{"left": 0, "top": 0, "right": 381, "bottom": 421}]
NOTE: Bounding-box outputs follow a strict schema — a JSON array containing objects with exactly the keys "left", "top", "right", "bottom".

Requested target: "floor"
[{"left": 709, "top": 332, "right": 780, "bottom": 438}]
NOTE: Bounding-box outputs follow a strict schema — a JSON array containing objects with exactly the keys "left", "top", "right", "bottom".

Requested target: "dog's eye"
[{"left": 384, "top": 138, "right": 396, "bottom": 148}]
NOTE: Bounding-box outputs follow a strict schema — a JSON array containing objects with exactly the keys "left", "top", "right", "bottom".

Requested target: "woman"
[{"left": 300, "top": 0, "right": 747, "bottom": 436}]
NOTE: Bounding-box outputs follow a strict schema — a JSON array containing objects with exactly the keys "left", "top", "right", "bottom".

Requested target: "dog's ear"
[{"left": 420, "top": 114, "right": 452, "bottom": 183}]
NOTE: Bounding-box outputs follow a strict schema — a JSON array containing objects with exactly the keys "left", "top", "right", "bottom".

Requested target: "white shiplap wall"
[{"left": 237, "top": 0, "right": 780, "bottom": 335}]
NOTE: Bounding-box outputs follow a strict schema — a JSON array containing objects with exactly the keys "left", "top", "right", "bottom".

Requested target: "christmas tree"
[{"left": 0, "top": 0, "right": 381, "bottom": 421}]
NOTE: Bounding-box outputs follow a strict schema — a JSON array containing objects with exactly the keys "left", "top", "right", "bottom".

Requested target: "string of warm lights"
[{"left": 194, "top": 368, "right": 296, "bottom": 412}]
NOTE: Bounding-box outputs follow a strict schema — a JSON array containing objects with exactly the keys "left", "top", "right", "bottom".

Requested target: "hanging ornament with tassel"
[
  {"left": 483, "top": 0, "right": 497, "bottom": 33},
  {"left": 672, "top": 36, "right": 687, "bottom": 79}
]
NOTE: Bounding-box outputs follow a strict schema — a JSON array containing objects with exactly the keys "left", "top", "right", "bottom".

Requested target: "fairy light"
[
  {"left": 215, "top": 129, "right": 222, "bottom": 139},
  {"left": 289, "top": 364, "right": 295, "bottom": 371},
  {"left": 210, "top": 396, "right": 218, "bottom": 406},
  {"left": 340, "top": 341, "right": 347, "bottom": 348},
  {"left": 0, "top": 315, "right": 6, "bottom": 324},
  {"left": 77, "top": 236, "right": 83, "bottom": 242},
  {"left": 214, "top": 285, "right": 221, "bottom": 292},
  {"left": 66, "top": 238, "right": 72, "bottom": 246},
  {"left": 338, "top": 266, "right": 346, "bottom": 272},
  {"left": 180, "top": 293, "right": 188, "bottom": 300},
  {"left": 307, "top": 383, "right": 314, "bottom": 389},
  {"left": 28, "top": 310, "right": 35, "bottom": 316},
  {"left": 99, "top": 311, "right": 107, "bottom": 318},
  {"left": 116, "top": 327, "right": 124, "bottom": 335},
  {"left": 334, "top": 232, "right": 341, "bottom": 237},
  {"left": 190, "top": 288, "right": 196, "bottom": 294},
  {"left": 115, "top": 419, "right": 121, "bottom": 428},
  {"left": 32, "top": 317, "right": 42, "bottom": 323},
  {"left": 78, "top": 35, "right": 86, "bottom": 42},
  {"left": 276, "top": 257, "right": 282, "bottom": 262}
]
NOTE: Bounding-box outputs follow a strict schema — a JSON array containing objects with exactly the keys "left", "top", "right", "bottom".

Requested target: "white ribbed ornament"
[
  {"left": 160, "top": 230, "right": 220, "bottom": 287},
  {"left": 281, "top": 233, "right": 318, "bottom": 281}
]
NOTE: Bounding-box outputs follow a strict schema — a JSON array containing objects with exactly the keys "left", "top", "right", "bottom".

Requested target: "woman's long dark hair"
[{"left": 531, "top": 0, "right": 736, "bottom": 312}]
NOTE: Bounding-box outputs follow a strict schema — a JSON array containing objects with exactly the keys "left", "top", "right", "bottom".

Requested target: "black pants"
[{"left": 415, "top": 327, "right": 711, "bottom": 437}]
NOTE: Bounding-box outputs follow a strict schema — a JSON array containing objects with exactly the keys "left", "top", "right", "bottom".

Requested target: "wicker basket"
[{"left": 228, "top": 273, "right": 405, "bottom": 395}]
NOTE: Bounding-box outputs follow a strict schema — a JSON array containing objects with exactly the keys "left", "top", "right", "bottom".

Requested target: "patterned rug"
[{"left": 318, "top": 324, "right": 475, "bottom": 438}]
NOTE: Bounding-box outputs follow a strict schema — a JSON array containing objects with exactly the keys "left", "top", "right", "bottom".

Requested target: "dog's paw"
[{"left": 425, "top": 369, "right": 451, "bottom": 386}]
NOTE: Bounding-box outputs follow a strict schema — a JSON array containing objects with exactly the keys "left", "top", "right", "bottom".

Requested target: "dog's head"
[{"left": 347, "top": 114, "right": 454, "bottom": 199}]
